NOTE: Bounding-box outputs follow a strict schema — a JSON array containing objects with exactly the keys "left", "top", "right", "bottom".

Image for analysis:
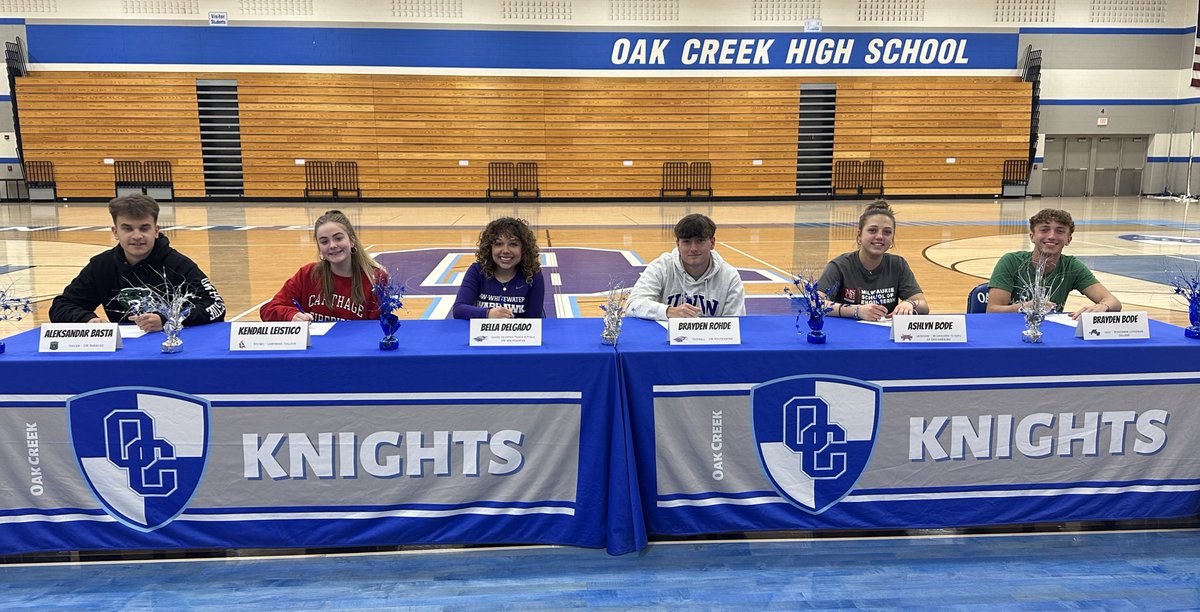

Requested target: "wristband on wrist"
[{"left": 854, "top": 305, "right": 861, "bottom": 320}]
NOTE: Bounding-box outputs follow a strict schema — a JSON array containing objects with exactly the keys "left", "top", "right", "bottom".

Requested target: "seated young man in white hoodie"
[{"left": 627, "top": 213, "right": 746, "bottom": 320}]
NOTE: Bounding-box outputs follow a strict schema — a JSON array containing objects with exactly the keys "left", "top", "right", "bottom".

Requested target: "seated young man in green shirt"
[{"left": 986, "top": 208, "right": 1121, "bottom": 320}]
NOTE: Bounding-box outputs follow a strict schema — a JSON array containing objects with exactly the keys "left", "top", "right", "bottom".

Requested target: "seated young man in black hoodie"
[{"left": 50, "top": 194, "right": 226, "bottom": 331}]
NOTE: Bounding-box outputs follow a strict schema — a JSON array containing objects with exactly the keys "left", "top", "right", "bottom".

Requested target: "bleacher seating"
[
  {"left": 304, "top": 161, "right": 361, "bottom": 200},
  {"left": 832, "top": 160, "right": 885, "bottom": 199},
  {"left": 861, "top": 160, "right": 884, "bottom": 197},
  {"left": 689, "top": 162, "right": 712, "bottom": 199},
  {"left": 25, "top": 160, "right": 55, "bottom": 201},
  {"left": 516, "top": 162, "right": 540, "bottom": 198},
  {"left": 660, "top": 162, "right": 689, "bottom": 198},
  {"left": 114, "top": 160, "right": 174, "bottom": 200},
  {"left": 487, "top": 162, "right": 539, "bottom": 199},
  {"left": 660, "top": 161, "right": 713, "bottom": 200},
  {"left": 12, "top": 72, "right": 1033, "bottom": 199},
  {"left": 1002, "top": 159, "right": 1030, "bottom": 197}
]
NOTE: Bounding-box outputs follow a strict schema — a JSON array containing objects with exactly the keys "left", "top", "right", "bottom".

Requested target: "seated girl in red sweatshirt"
[{"left": 260, "top": 210, "right": 387, "bottom": 322}]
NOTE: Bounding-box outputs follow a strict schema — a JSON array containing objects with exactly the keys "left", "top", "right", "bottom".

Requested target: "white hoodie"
[{"left": 627, "top": 248, "right": 746, "bottom": 320}]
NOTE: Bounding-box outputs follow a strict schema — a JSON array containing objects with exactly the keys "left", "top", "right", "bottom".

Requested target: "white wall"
[{"left": 0, "top": 0, "right": 1193, "bottom": 28}]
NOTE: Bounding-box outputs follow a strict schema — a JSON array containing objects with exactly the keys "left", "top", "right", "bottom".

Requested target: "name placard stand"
[
  {"left": 230, "top": 322, "right": 311, "bottom": 351},
  {"left": 1076, "top": 311, "right": 1149, "bottom": 340},
  {"left": 890, "top": 315, "right": 967, "bottom": 343},
  {"left": 469, "top": 319, "right": 543, "bottom": 346},
  {"left": 39, "top": 323, "right": 122, "bottom": 352},
  {"left": 668, "top": 317, "right": 741, "bottom": 345}
]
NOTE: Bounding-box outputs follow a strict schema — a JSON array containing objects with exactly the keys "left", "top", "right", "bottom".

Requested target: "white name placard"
[
  {"left": 1076, "top": 311, "right": 1149, "bottom": 340},
  {"left": 669, "top": 317, "right": 741, "bottom": 345},
  {"left": 230, "top": 321, "right": 310, "bottom": 351},
  {"left": 39, "top": 323, "right": 122, "bottom": 352},
  {"left": 890, "top": 315, "right": 967, "bottom": 343},
  {"left": 470, "top": 318, "right": 542, "bottom": 346}
]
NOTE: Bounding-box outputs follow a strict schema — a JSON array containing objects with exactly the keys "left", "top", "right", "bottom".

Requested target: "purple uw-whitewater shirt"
[{"left": 451, "top": 262, "right": 546, "bottom": 319}]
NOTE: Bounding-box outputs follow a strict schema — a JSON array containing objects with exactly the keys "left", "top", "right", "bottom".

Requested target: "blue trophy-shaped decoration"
[
  {"left": 373, "top": 276, "right": 405, "bottom": 351},
  {"left": 1170, "top": 271, "right": 1200, "bottom": 339},
  {"left": 785, "top": 276, "right": 836, "bottom": 344},
  {"left": 0, "top": 285, "right": 33, "bottom": 355}
]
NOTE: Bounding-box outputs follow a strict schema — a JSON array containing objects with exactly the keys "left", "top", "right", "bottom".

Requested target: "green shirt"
[{"left": 988, "top": 251, "right": 1099, "bottom": 311}]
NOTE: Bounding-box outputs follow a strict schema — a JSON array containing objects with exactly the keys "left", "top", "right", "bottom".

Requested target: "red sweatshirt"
[{"left": 260, "top": 262, "right": 386, "bottom": 322}]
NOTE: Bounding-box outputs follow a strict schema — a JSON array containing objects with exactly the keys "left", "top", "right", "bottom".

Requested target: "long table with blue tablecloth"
[
  {"left": 0, "top": 319, "right": 645, "bottom": 556},
  {"left": 3, "top": 313, "right": 1199, "bottom": 557},
  {"left": 616, "top": 313, "right": 1200, "bottom": 537}
]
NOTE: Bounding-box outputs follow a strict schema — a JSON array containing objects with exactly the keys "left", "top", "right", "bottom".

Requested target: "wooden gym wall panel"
[
  {"left": 372, "top": 75, "right": 550, "bottom": 199},
  {"left": 16, "top": 72, "right": 1031, "bottom": 199},
  {"left": 238, "top": 73, "right": 381, "bottom": 198},
  {"left": 15, "top": 72, "right": 205, "bottom": 199},
  {"left": 706, "top": 78, "right": 800, "bottom": 197},
  {"left": 833, "top": 77, "right": 1032, "bottom": 196}
]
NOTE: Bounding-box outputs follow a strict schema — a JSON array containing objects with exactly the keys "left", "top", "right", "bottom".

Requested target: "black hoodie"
[{"left": 49, "top": 234, "right": 226, "bottom": 326}]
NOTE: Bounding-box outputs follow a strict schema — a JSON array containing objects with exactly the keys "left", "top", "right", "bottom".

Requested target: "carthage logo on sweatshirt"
[{"left": 666, "top": 293, "right": 719, "bottom": 316}]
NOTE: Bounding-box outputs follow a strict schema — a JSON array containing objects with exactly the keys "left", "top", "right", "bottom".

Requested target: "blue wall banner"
[{"left": 25, "top": 25, "right": 1018, "bottom": 70}]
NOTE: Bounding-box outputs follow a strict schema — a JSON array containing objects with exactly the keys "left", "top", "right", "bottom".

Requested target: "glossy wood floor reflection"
[
  {"left": 2, "top": 195, "right": 1198, "bottom": 337},
  {"left": 1, "top": 529, "right": 1198, "bottom": 609}
]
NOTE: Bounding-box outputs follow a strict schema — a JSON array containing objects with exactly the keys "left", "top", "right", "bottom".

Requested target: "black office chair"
[{"left": 966, "top": 282, "right": 989, "bottom": 313}]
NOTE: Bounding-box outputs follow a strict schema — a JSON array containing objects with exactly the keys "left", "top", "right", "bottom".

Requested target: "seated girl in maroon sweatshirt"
[{"left": 260, "top": 210, "right": 387, "bottom": 322}]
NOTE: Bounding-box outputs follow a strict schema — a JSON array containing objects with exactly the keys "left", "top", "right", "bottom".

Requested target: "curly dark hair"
[
  {"left": 1028, "top": 208, "right": 1075, "bottom": 235},
  {"left": 475, "top": 217, "right": 540, "bottom": 283}
]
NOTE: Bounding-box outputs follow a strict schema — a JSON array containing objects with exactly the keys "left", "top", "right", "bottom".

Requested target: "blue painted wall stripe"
[
  {"left": 1020, "top": 26, "right": 1196, "bottom": 35},
  {"left": 1148, "top": 156, "right": 1200, "bottom": 163},
  {"left": 23, "top": 25, "right": 1019, "bottom": 70},
  {"left": 1041, "top": 98, "right": 1200, "bottom": 106}
]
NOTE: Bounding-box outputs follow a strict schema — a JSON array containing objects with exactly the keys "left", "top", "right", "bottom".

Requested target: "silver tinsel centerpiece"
[
  {"left": 1016, "top": 257, "right": 1061, "bottom": 344},
  {"left": 0, "top": 285, "right": 33, "bottom": 355},
  {"left": 118, "top": 277, "right": 195, "bottom": 353},
  {"left": 599, "top": 283, "right": 630, "bottom": 346}
]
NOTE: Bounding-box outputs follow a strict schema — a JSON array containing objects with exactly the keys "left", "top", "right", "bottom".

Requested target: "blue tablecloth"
[
  {"left": 617, "top": 314, "right": 1200, "bottom": 536},
  {"left": 0, "top": 319, "right": 646, "bottom": 555},
  {"left": 4, "top": 312, "right": 1199, "bottom": 555}
]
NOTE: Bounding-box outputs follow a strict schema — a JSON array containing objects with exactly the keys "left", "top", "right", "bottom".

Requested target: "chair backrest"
[
  {"left": 966, "top": 282, "right": 989, "bottom": 313},
  {"left": 661, "top": 161, "right": 688, "bottom": 193}
]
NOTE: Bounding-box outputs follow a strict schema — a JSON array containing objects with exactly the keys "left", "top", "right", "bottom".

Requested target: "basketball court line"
[{"left": 717, "top": 240, "right": 791, "bottom": 277}]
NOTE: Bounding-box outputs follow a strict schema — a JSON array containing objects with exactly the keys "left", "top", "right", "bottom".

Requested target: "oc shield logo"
[
  {"left": 751, "top": 375, "right": 881, "bottom": 514},
  {"left": 67, "top": 387, "right": 210, "bottom": 532}
]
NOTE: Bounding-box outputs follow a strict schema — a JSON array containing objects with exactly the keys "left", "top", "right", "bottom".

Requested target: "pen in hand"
[{"left": 291, "top": 299, "right": 313, "bottom": 322}]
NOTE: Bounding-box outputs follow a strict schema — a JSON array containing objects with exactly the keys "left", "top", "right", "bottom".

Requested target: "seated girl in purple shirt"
[{"left": 452, "top": 217, "right": 546, "bottom": 319}]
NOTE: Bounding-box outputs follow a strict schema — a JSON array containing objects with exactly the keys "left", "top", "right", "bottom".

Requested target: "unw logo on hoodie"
[{"left": 666, "top": 292, "right": 719, "bottom": 316}]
